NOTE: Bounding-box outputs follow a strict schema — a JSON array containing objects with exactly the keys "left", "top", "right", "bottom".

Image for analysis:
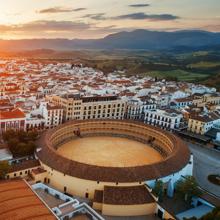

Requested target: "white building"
[
  {"left": 39, "top": 102, "right": 64, "bottom": 129},
  {"left": 170, "top": 97, "right": 193, "bottom": 109},
  {"left": 125, "top": 98, "right": 157, "bottom": 120},
  {"left": 144, "top": 109, "right": 183, "bottom": 130},
  {"left": 151, "top": 94, "right": 170, "bottom": 107}
]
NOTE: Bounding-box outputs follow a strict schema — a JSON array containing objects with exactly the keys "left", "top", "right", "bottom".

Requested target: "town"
[
  {"left": 0, "top": 58, "right": 220, "bottom": 220},
  {"left": 0, "top": 59, "right": 220, "bottom": 143}
]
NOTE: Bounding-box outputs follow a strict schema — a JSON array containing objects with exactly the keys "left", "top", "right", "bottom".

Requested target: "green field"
[
  {"left": 188, "top": 61, "right": 220, "bottom": 68},
  {"left": 144, "top": 70, "right": 209, "bottom": 82}
]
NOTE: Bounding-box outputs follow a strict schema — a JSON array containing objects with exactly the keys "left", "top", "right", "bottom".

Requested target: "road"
[{"left": 188, "top": 142, "right": 220, "bottom": 198}]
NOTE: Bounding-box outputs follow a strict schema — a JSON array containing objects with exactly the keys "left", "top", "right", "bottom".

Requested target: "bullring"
[{"left": 36, "top": 119, "right": 191, "bottom": 216}]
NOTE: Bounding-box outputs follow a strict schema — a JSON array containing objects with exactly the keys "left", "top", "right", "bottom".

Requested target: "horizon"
[
  {"left": 0, "top": 28, "right": 219, "bottom": 41},
  {"left": 0, "top": 0, "right": 219, "bottom": 40}
]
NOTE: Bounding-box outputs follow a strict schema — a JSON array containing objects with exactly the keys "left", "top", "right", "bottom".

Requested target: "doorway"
[{"left": 157, "top": 209, "right": 163, "bottom": 219}]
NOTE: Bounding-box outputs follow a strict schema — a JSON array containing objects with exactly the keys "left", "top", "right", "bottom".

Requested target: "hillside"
[{"left": 0, "top": 29, "right": 220, "bottom": 51}]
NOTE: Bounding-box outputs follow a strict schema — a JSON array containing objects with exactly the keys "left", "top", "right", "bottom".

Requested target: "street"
[{"left": 188, "top": 142, "right": 220, "bottom": 198}]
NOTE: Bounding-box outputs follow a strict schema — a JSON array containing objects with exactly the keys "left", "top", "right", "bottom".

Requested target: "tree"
[
  {"left": 176, "top": 176, "right": 202, "bottom": 203},
  {"left": 3, "top": 130, "right": 37, "bottom": 157},
  {"left": 0, "top": 161, "right": 10, "bottom": 179},
  {"left": 2, "top": 129, "right": 16, "bottom": 141},
  {"left": 153, "top": 180, "right": 164, "bottom": 202}
]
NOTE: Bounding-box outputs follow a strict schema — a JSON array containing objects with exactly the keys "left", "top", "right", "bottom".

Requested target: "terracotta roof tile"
[
  {"left": 0, "top": 108, "right": 25, "bottom": 120},
  {"left": 103, "top": 185, "right": 155, "bottom": 205},
  {"left": 0, "top": 179, "right": 56, "bottom": 220}
]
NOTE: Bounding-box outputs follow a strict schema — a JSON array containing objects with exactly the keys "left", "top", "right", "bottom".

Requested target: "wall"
[
  {"left": 93, "top": 202, "right": 103, "bottom": 211},
  {"left": 102, "top": 203, "right": 157, "bottom": 216},
  {"left": 146, "top": 154, "right": 193, "bottom": 188},
  {"left": 32, "top": 171, "right": 48, "bottom": 183},
  {"left": 7, "top": 165, "right": 40, "bottom": 179},
  {"left": 40, "top": 162, "right": 142, "bottom": 200}
]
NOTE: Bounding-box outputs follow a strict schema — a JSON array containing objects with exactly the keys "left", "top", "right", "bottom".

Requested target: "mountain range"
[{"left": 1, "top": 29, "right": 220, "bottom": 51}]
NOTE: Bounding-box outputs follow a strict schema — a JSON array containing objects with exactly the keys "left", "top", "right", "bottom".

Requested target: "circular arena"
[
  {"left": 57, "top": 136, "right": 163, "bottom": 167},
  {"left": 36, "top": 119, "right": 191, "bottom": 216},
  {"left": 37, "top": 119, "right": 190, "bottom": 182}
]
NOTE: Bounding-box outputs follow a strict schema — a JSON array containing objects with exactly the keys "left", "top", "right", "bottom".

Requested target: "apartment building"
[
  {"left": 0, "top": 108, "right": 26, "bottom": 132},
  {"left": 192, "top": 94, "right": 220, "bottom": 107},
  {"left": 151, "top": 93, "right": 170, "bottom": 107},
  {"left": 204, "top": 94, "right": 220, "bottom": 106},
  {"left": 188, "top": 111, "right": 220, "bottom": 135},
  {"left": 39, "top": 102, "right": 64, "bottom": 129},
  {"left": 46, "top": 94, "right": 82, "bottom": 121},
  {"left": 125, "top": 98, "right": 157, "bottom": 120},
  {"left": 47, "top": 94, "right": 126, "bottom": 121},
  {"left": 144, "top": 109, "right": 183, "bottom": 130},
  {"left": 170, "top": 97, "right": 193, "bottom": 109}
]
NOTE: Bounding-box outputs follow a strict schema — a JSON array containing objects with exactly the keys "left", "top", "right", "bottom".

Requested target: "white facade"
[
  {"left": 39, "top": 102, "right": 64, "bottom": 129},
  {"left": 144, "top": 109, "right": 183, "bottom": 130},
  {"left": 151, "top": 94, "right": 170, "bottom": 107},
  {"left": 146, "top": 155, "right": 193, "bottom": 188},
  {"left": 126, "top": 99, "right": 157, "bottom": 120}
]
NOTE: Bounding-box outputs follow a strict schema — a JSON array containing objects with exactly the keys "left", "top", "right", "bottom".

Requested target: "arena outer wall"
[{"left": 36, "top": 119, "right": 192, "bottom": 200}]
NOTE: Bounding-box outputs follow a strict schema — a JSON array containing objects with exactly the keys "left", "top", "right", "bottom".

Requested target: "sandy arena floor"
[{"left": 57, "top": 136, "right": 163, "bottom": 167}]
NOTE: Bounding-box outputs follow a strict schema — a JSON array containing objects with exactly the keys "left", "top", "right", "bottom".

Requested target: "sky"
[{"left": 0, "top": 0, "right": 219, "bottom": 39}]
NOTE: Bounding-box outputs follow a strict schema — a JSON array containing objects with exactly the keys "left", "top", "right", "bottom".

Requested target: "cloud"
[
  {"left": 73, "top": 8, "right": 87, "bottom": 12},
  {"left": 82, "top": 12, "right": 179, "bottom": 21},
  {"left": 113, "top": 13, "right": 180, "bottom": 21},
  {"left": 38, "top": 7, "right": 86, "bottom": 14},
  {"left": 0, "top": 20, "right": 125, "bottom": 37},
  {"left": 0, "top": 20, "right": 91, "bottom": 32},
  {"left": 83, "top": 13, "right": 106, "bottom": 20},
  {"left": 0, "top": 20, "right": 131, "bottom": 39},
  {"left": 129, "top": 4, "right": 150, "bottom": 8}
]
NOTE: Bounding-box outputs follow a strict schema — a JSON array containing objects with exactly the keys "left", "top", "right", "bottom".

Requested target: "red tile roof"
[
  {"left": 0, "top": 108, "right": 25, "bottom": 120},
  {"left": 0, "top": 179, "right": 56, "bottom": 220},
  {"left": 103, "top": 185, "right": 155, "bottom": 205}
]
